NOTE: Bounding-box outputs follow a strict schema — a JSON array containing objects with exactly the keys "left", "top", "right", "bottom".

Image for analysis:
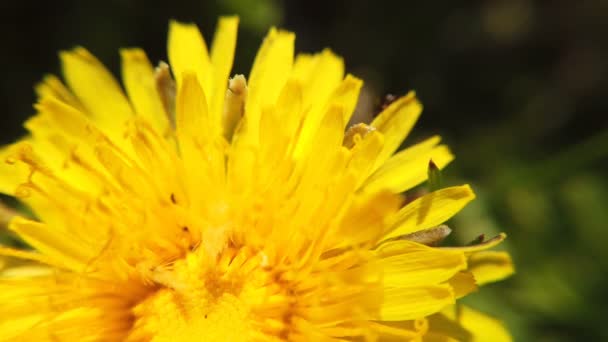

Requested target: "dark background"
[{"left": 1, "top": 1, "right": 607, "bottom": 340}]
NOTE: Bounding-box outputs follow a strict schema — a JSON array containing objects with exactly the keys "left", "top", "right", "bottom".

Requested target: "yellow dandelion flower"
[{"left": 0, "top": 17, "right": 514, "bottom": 341}]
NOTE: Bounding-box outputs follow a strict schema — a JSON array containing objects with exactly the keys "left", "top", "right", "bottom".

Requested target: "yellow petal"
[
  {"left": 168, "top": 21, "right": 212, "bottom": 93},
  {"left": 368, "top": 320, "right": 428, "bottom": 341},
  {"left": 60, "top": 47, "right": 133, "bottom": 138},
  {"left": 347, "top": 130, "right": 385, "bottom": 188},
  {"left": 175, "top": 72, "right": 225, "bottom": 206},
  {"left": 0, "top": 265, "right": 54, "bottom": 278},
  {"left": 375, "top": 239, "right": 466, "bottom": 287},
  {"left": 209, "top": 16, "right": 239, "bottom": 129},
  {"left": 33, "top": 97, "right": 102, "bottom": 142},
  {"left": 0, "top": 246, "right": 59, "bottom": 269},
  {"left": 303, "top": 105, "right": 345, "bottom": 170},
  {"left": 0, "top": 146, "right": 30, "bottom": 195},
  {"left": 383, "top": 185, "right": 476, "bottom": 240},
  {"left": 95, "top": 141, "right": 147, "bottom": 195},
  {"left": 0, "top": 315, "right": 45, "bottom": 341},
  {"left": 439, "top": 305, "right": 512, "bottom": 342},
  {"left": 370, "top": 91, "right": 422, "bottom": 171},
  {"left": 294, "top": 75, "right": 362, "bottom": 159},
  {"left": 34, "top": 75, "right": 83, "bottom": 110},
  {"left": 362, "top": 136, "right": 453, "bottom": 193},
  {"left": 258, "top": 106, "right": 290, "bottom": 169},
  {"left": 175, "top": 72, "right": 212, "bottom": 153},
  {"left": 468, "top": 251, "right": 514, "bottom": 285},
  {"left": 446, "top": 271, "right": 478, "bottom": 299},
  {"left": 0, "top": 275, "right": 134, "bottom": 341},
  {"left": 335, "top": 191, "right": 402, "bottom": 247},
  {"left": 292, "top": 49, "right": 344, "bottom": 107},
  {"left": 380, "top": 285, "right": 454, "bottom": 321},
  {"left": 8, "top": 217, "right": 91, "bottom": 271},
  {"left": 331, "top": 74, "right": 363, "bottom": 124},
  {"left": 442, "top": 233, "right": 507, "bottom": 253},
  {"left": 248, "top": 28, "right": 294, "bottom": 106},
  {"left": 245, "top": 28, "right": 294, "bottom": 144},
  {"left": 120, "top": 48, "right": 170, "bottom": 136},
  {"left": 290, "top": 49, "right": 346, "bottom": 159},
  {"left": 375, "top": 240, "right": 466, "bottom": 287},
  {"left": 0, "top": 134, "right": 104, "bottom": 230},
  {"left": 426, "top": 312, "right": 472, "bottom": 341},
  {"left": 274, "top": 79, "right": 304, "bottom": 140},
  {"left": 26, "top": 98, "right": 108, "bottom": 196}
]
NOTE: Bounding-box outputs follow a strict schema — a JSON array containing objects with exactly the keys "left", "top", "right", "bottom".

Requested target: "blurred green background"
[{"left": 1, "top": 1, "right": 607, "bottom": 341}]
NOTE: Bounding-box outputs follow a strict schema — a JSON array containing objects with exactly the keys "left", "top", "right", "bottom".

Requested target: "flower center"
[
  {"left": 129, "top": 246, "right": 265, "bottom": 341},
  {"left": 127, "top": 239, "right": 381, "bottom": 340}
]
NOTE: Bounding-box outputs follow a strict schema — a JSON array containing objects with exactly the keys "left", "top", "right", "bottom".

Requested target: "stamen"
[
  {"left": 10, "top": 144, "right": 53, "bottom": 180},
  {"left": 223, "top": 75, "right": 248, "bottom": 140},
  {"left": 14, "top": 184, "right": 33, "bottom": 198},
  {"left": 154, "top": 62, "right": 176, "bottom": 130},
  {"left": 343, "top": 123, "right": 375, "bottom": 149}
]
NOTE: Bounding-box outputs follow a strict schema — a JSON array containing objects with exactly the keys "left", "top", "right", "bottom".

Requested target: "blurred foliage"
[{"left": 1, "top": 0, "right": 607, "bottom": 340}]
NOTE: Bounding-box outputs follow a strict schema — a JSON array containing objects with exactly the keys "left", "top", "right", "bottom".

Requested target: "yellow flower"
[{"left": 0, "top": 17, "right": 513, "bottom": 341}]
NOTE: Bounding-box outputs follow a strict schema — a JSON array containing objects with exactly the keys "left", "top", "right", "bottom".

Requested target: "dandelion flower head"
[{"left": 0, "top": 16, "right": 514, "bottom": 341}]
